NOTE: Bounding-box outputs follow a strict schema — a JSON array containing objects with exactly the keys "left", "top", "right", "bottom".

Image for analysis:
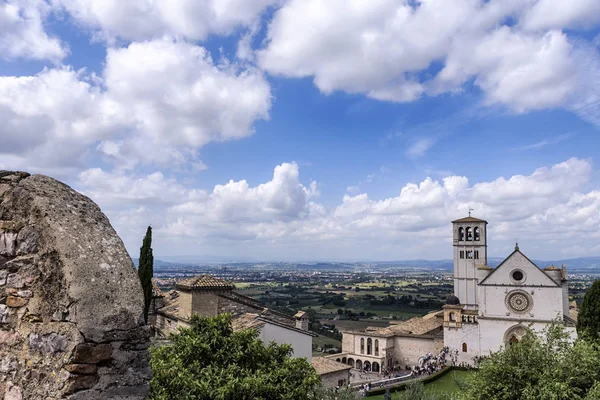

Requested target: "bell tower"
[{"left": 452, "top": 214, "right": 488, "bottom": 307}]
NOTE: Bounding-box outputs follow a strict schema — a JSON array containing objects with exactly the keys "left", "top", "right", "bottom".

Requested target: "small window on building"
[
  {"left": 462, "top": 343, "right": 468, "bottom": 352},
  {"left": 474, "top": 227, "right": 480, "bottom": 241},
  {"left": 360, "top": 338, "right": 364, "bottom": 354},
  {"left": 367, "top": 338, "right": 372, "bottom": 355},
  {"left": 338, "top": 379, "right": 346, "bottom": 387},
  {"left": 467, "top": 251, "right": 473, "bottom": 259},
  {"left": 460, "top": 250, "right": 464, "bottom": 259},
  {"left": 474, "top": 250, "right": 479, "bottom": 259},
  {"left": 375, "top": 339, "right": 379, "bottom": 356},
  {"left": 512, "top": 270, "right": 524, "bottom": 281}
]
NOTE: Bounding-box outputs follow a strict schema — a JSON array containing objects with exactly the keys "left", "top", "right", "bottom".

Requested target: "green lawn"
[
  {"left": 312, "top": 334, "right": 342, "bottom": 355},
  {"left": 367, "top": 370, "right": 472, "bottom": 399}
]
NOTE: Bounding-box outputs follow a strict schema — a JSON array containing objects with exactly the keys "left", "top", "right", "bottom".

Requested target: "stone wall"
[
  {"left": 0, "top": 171, "right": 150, "bottom": 399},
  {"left": 319, "top": 370, "right": 350, "bottom": 389}
]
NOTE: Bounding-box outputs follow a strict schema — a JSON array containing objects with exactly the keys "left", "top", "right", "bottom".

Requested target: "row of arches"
[
  {"left": 360, "top": 338, "right": 379, "bottom": 356},
  {"left": 335, "top": 357, "right": 381, "bottom": 372},
  {"left": 458, "top": 227, "right": 480, "bottom": 241},
  {"left": 448, "top": 313, "right": 478, "bottom": 323}
]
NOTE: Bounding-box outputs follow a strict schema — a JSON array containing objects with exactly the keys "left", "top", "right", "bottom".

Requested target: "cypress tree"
[
  {"left": 577, "top": 279, "right": 600, "bottom": 342},
  {"left": 138, "top": 226, "right": 154, "bottom": 324}
]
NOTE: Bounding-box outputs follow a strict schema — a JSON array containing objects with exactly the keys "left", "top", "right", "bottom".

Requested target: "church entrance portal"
[{"left": 504, "top": 325, "right": 528, "bottom": 347}]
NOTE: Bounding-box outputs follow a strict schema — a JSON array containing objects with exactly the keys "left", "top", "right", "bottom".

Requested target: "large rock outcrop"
[{"left": 0, "top": 171, "right": 150, "bottom": 399}]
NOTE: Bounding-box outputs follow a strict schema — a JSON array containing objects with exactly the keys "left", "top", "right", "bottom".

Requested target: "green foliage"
[
  {"left": 150, "top": 314, "right": 321, "bottom": 400},
  {"left": 313, "top": 385, "right": 359, "bottom": 400},
  {"left": 462, "top": 321, "right": 600, "bottom": 400},
  {"left": 577, "top": 279, "right": 600, "bottom": 342},
  {"left": 138, "top": 226, "right": 153, "bottom": 324}
]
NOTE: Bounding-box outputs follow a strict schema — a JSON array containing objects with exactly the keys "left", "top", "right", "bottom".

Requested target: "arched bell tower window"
[
  {"left": 474, "top": 227, "right": 480, "bottom": 241},
  {"left": 466, "top": 227, "right": 473, "bottom": 241},
  {"left": 449, "top": 312, "right": 456, "bottom": 322},
  {"left": 458, "top": 227, "right": 464, "bottom": 241},
  {"left": 462, "top": 343, "right": 468, "bottom": 352}
]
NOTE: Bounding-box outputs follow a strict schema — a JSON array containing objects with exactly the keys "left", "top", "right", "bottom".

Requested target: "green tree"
[
  {"left": 138, "top": 225, "right": 153, "bottom": 324},
  {"left": 150, "top": 314, "right": 321, "bottom": 400},
  {"left": 462, "top": 321, "right": 600, "bottom": 400},
  {"left": 577, "top": 279, "right": 600, "bottom": 342}
]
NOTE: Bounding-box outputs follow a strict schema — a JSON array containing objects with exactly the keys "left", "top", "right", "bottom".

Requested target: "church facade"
[
  {"left": 333, "top": 215, "right": 577, "bottom": 369},
  {"left": 444, "top": 216, "right": 577, "bottom": 365}
]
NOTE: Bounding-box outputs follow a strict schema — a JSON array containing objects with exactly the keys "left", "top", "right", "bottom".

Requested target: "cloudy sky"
[{"left": 1, "top": 0, "right": 600, "bottom": 261}]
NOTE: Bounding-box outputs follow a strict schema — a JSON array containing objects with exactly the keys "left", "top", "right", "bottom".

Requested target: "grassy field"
[
  {"left": 367, "top": 370, "right": 472, "bottom": 399},
  {"left": 312, "top": 334, "right": 342, "bottom": 355}
]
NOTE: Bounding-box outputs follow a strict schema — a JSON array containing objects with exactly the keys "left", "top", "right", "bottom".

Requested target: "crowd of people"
[{"left": 407, "top": 346, "right": 454, "bottom": 376}]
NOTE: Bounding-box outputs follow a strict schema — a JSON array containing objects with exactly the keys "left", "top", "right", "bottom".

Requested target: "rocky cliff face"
[{"left": 0, "top": 171, "right": 150, "bottom": 399}]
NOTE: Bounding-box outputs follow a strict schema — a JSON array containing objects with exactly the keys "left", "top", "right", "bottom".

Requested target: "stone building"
[
  {"left": 154, "top": 274, "right": 315, "bottom": 359},
  {"left": 311, "top": 357, "right": 352, "bottom": 389},
  {"left": 0, "top": 171, "right": 150, "bottom": 399},
  {"left": 331, "top": 215, "right": 577, "bottom": 370},
  {"left": 332, "top": 313, "right": 444, "bottom": 370}
]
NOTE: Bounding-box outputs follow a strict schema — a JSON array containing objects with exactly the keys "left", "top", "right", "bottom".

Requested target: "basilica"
[{"left": 332, "top": 215, "right": 578, "bottom": 369}]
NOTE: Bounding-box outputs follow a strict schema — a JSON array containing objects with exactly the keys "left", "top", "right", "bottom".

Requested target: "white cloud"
[
  {"left": 406, "top": 137, "right": 436, "bottom": 159},
  {"left": 98, "top": 39, "right": 272, "bottom": 167},
  {"left": 0, "top": 0, "right": 67, "bottom": 62},
  {"left": 521, "top": 0, "right": 600, "bottom": 31},
  {"left": 54, "top": 0, "right": 279, "bottom": 42},
  {"left": 167, "top": 162, "right": 318, "bottom": 224},
  {"left": 79, "top": 157, "right": 600, "bottom": 260},
  {"left": 518, "top": 132, "right": 574, "bottom": 150},
  {"left": 0, "top": 39, "right": 272, "bottom": 170},
  {"left": 257, "top": 0, "right": 599, "bottom": 119}
]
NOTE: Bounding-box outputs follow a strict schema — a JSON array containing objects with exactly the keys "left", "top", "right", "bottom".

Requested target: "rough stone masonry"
[{"left": 0, "top": 171, "right": 150, "bottom": 399}]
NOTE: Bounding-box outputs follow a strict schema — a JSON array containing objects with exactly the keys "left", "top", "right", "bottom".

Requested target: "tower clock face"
[{"left": 506, "top": 291, "right": 533, "bottom": 313}]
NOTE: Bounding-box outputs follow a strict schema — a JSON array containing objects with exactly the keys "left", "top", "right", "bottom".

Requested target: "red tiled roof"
[
  {"left": 452, "top": 216, "right": 488, "bottom": 223},
  {"left": 176, "top": 275, "right": 234, "bottom": 290}
]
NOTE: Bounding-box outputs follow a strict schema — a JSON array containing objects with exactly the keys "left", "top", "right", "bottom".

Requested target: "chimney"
[{"left": 295, "top": 311, "right": 309, "bottom": 331}]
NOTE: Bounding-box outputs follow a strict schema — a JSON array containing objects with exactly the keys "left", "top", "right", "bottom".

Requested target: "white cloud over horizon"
[{"left": 72, "top": 157, "right": 600, "bottom": 261}]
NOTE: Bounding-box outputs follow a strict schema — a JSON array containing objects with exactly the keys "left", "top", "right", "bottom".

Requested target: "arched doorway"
[
  {"left": 348, "top": 358, "right": 355, "bottom": 368},
  {"left": 336, "top": 358, "right": 341, "bottom": 362},
  {"left": 356, "top": 360, "right": 363, "bottom": 370},
  {"left": 372, "top": 362, "right": 380, "bottom": 373},
  {"left": 342, "top": 357, "right": 347, "bottom": 364},
  {"left": 364, "top": 361, "right": 371, "bottom": 372},
  {"left": 504, "top": 324, "right": 528, "bottom": 347}
]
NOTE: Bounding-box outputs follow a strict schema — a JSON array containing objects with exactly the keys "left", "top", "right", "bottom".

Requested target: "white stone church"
[{"left": 331, "top": 215, "right": 578, "bottom": 369}]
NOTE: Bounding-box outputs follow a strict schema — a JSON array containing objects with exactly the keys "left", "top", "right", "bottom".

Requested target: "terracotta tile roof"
[
  {"left": 176, "top": 275, "right": 234, "bottom": 290},
  {"left": 452, "top": 216, "right": 487, "bottom": 223},
  {"left": 544, "top": 265, "right": 560, "bottom": 271},
  {"left": 311, "top": 357, "right": 352, "bottom": 375},
  {"left": 388, "top": 316, "right": 443, "bottom": 336},
  {"left": 231, "top": 313, "right": 266, "bottom": 331}
]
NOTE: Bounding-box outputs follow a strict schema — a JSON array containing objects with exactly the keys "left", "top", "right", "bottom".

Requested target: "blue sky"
[{"left": 1, "top": 0, "right": 600, "bottom": 261}]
